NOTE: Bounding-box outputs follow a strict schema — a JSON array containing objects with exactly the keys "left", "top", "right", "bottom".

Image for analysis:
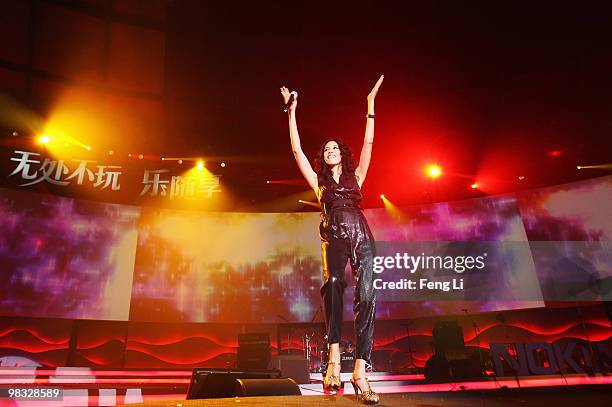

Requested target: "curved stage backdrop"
[{"left": 0, "top": 175, "right": 611, "bottom": 368}]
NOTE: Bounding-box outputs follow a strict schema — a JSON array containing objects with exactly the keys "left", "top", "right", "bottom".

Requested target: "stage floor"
[
  {"left": 2, "top": 368, "right": 612, "bottom": 406},
  {"left": 124, "top": 386, "right": 612, "bottom": 407}
]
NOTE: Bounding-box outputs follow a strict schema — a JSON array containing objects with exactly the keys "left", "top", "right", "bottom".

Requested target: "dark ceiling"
[
  {"left": 163, "top": 1, "right": 612, "bottom": 209},
  {"left": 1, "top": 0, "right": 611, "bottom": 210}
]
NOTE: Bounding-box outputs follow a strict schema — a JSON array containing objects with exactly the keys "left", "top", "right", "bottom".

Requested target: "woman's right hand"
[{"left": 280, "top": 86, "right": 297, "bottom": 113}]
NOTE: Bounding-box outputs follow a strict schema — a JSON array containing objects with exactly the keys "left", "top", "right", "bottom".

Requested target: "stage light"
[
  {"left": 267, "top": 180, "right": 270, "bottom": 184},
  {"left": 471, "top": 183, "right": 478, "bottom": 189},
  {"left": 161, "top": 157, "right": 165, "bottom": 161},
  {"left": 425, "top": 164, "right": 442, "bottom": 179},
  {"left": 108, "top": 150, "right": 114, "bottom": 156},
  {"left": 575, "top": 163, "right": 612, "bottom": 170},
  {"left": 38, "top": 135, "right": 50, "bottom": 144},
  {"left": 178, "top": 159, "right": 183, "bottom": 164},
  {"left": 12, "top": 131, "right": 18, "bottom": 137},
  {"left": 138, "top": 154, "right": 144, "bottom": 160},
  {"left": 547, "top": 150, "right": 563, "bottom": 157},
  {"left": 85, "top": 145, "right": 91, "bottom": 151},
  {"left": 518, "top": 175, "right": 525, "bottom": 180},
  {"left": 221, "top": 162, "right": 226, "bottom": 167},
  {"left": 380, "top": 193, "right": 403, "bottom": 222},
  {"left": 297, "top": 199, "right": 321, "bottom": 209},
  {"left": 197, "top": 160, "right": 204, "bottom": 170}
]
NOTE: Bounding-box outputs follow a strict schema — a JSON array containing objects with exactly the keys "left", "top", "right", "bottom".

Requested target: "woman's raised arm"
[
  {"left": 281, "top": 86, "right": 318, "bottom": 192},
  {"left": 356, "top": 75, "right": 384, "bottom": 188}
]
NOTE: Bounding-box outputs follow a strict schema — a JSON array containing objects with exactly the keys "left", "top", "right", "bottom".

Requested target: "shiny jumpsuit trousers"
[{"left": 320, "top": 206, "right": 377, "bottom": 363}]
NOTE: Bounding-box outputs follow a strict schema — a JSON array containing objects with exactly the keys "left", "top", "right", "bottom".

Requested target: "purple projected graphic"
[
  {"left": 129, "top": 209, "right": 323, "bottom": 323},
  {"left": 365, "top": 194, "right": 543, "bottom": 318},
  {"left": 1, "top": 175, "right": 610, "bottom": 323},
  {"left": 0, "top": 187, "right": 139, "bottom": 320},
  {"left": 366, "top": 193, "right": 528, "bottom": 241},
  {"left": 517, "top": 176, "right": 612, "bottom": 301},
  {"left": 129, "top": 193, "right": 543, "bottom": 323}
]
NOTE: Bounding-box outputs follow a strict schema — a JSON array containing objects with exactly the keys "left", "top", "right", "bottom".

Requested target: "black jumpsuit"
[{"left": 318, "top": 172, "right": 377, "bottom": 363}]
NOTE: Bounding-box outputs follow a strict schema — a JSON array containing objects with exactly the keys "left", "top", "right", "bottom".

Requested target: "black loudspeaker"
[
  {"left": 186, "top": 368, "right": 281, "bottom": 399},
  {"left": 340, "top": 351, "right": 355, "bottom": 372},
  {"left": 235, "top": 378, "right": 301, "bottom": 397},
  {"left": 432, "top": 320, "right": 465, "bottom": 356},
  {"left": 603, "top": 302, "right": 612, "bottom": 326},
  {"left": 237, "top": 333, "right": 271, "bottom": 370},
  {"left": 270, "top": 355, "right": 310, "bottom": 384},
  {"left": 425, "top": 320, "right": 484, "bottom": 380}
]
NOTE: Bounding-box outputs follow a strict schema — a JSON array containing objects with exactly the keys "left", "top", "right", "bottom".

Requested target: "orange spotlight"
[
  {"left": 298, "top": 199, "right": 321, "bottom": 209},
  {"left": 425, "top": 164, "right": 442, "bottom": 179},
  {"left": 380, "top": 193, "right": 403, "bottom": 221},
  {"left": 178, "top": 159, "right": 183, "bottom": 164},
  {"left": 575, "top": 163, "right": 612, "bottom": 170},
  {"left": 38, "top": 135, "right": 50, "bottom": 144}
]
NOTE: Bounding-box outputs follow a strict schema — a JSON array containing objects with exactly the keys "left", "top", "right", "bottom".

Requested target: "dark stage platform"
[{"left": 124, "top": 385, "right": 612, "bottom": 407}]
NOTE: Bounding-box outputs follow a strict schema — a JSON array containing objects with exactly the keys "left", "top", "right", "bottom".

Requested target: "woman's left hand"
[{"left": 367, "top": 75, "right": 384, "bottom": 101}]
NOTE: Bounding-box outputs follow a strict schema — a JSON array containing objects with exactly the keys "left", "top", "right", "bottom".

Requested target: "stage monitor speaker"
[
  {"left": 186, "top": 368, "right": 281, "bottom": 399},
  {"left": 270, "top": 355, "right": 310, "bottom": 384},
  {"left": 235, "top": 378, "right": 301, "bottom": 397},
  {"left": 432, "top": 320, "right": 465, "bottom": 355},
  {"left": 424, "top": 351, "right": 484, "bottom": 380},
  {"left": 237, "top": 332, "right": 271, "bottom": 370}
]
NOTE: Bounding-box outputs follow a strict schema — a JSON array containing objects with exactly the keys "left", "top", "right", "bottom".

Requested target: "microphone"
[{"left": 283, "top": 91, "right": 298, "bottom": 112}]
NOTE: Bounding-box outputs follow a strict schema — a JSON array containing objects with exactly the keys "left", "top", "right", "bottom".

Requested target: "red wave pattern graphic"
[
  {"left": 0, "top": 328, "right": 69, "bottom": 347},
  {"left": 125, "top": 350, "right": 237, "bottom": 368},
  {"left": 127, "top": 337, "right": 234, "bottom": 365},
  {"left": 1, "top": 307, "right": 611, "bottom": 369},
  {"left": 75, "top": 340, "right": 126, "bottom": 367},
  {"left": 127, "top": 334, "right": 237, "bottom": 348},
  {"left": 465, "top": 322, "right": 612, "bottom": 345},
  {"left": 0, "top": 349, "right": 69, "bottom": 367}
]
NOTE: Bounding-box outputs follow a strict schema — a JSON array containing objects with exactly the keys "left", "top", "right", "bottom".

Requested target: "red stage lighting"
[{"left": 425, "top": 164, "right": 442, "bottom": 179}]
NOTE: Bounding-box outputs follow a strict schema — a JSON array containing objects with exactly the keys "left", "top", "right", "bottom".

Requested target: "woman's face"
[{"left": 323, "top": 141, "right": 342, "bottom": 166}]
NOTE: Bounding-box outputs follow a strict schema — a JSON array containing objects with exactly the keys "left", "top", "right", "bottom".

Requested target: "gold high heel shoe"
[
  {"left": 350, "top": 374, "right": 380, "bottom": 404},
  {"left": 323, "top": 361, "right": 341, "bottom": 392}
]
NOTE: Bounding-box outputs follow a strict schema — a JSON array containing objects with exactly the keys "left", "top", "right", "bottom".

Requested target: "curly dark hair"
[{"left": 313, "top": 138, "right": 357, "bottom": 180}]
